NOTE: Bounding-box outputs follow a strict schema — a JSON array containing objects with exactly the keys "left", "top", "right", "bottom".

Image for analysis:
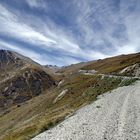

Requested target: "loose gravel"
[{"left": 33, "top": 81, "right": 140, "bottom": 140}]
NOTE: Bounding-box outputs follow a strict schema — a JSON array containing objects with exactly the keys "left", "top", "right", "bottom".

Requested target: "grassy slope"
[
  {"left": 82, "top": 53, "right": 140, "bottom": 74},
  {"left": 1, "top": 52, "right": 140, "bottom": 140},
  {"left": 1, "top": 74, "right": 138, "bottom": 140}
]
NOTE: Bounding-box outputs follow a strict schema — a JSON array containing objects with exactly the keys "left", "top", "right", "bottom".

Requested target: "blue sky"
[{"left": 0, "top": 0, "right": 140, "bottom": 66}]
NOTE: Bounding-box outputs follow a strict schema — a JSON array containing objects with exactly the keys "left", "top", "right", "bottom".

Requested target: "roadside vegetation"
[
  {"left": 1, "top": 73, "right": 138, "bottom": 140},
  {"left": 1, "top": 51, "right": 140, "bottom": 140}
]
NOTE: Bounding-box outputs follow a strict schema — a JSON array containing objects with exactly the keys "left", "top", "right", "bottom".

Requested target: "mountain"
[
  {"left": 57, "top": 52, "right": 140, "bottom": 77},
  {"left": 81, "top": 52, "right": 140, "bottom": 76},
  {"left": 0, "top": 51, "right": 140, "bottom": 140},
  {"left": 56, "top": 61, "right": 94, "bottom": 76},
  {"left": 0, "top": 50, "right": 55, "bottom": 109},
  {"left": 44, "top": 65, "right": 61, "bottom": 75}
]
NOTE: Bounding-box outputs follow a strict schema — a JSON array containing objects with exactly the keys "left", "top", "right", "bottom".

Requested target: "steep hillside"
[
  {"left": 81, "top": 53, "right": 140, "bottom": 76},
  {"left": 2, "top": 73, "right": 137, "bottom": 140},
  {"left": 56, "top": 53, "right": 140, "bottom": 77},
  {"left": 0, "top": 50, "right": 55, "bottom": 110},
  {"left": 0, "top": 51, "right": 140, "bottom": 140}
]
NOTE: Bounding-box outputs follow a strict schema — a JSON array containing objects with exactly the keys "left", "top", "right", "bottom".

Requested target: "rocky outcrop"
[
  {"left": 53, "top": 89, "right": 68, "bottom": 104},
  {"left": 0, "top": 50, "right": 24, "bottom": 69},
  {"left": 0, "top": 50, "right": 56, "bottom": 108},
  {"left": 119, "top": 63, "right": 140, "bottom": 77},
  {"left": 0, "top": 68, "right": 55, "bottom": 107}
]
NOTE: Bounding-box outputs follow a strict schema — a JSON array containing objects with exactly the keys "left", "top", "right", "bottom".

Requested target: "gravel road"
[{"left": 33, "top": 81, "right": 140, "bottom": 140}]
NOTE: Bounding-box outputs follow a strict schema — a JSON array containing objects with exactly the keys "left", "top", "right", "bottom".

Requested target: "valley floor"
[{"left": 32, "top": 81, "right": 140, "bottom": 140}]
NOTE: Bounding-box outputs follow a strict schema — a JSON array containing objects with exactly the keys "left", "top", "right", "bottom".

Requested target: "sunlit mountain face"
[{"left": 0, "top": 0, "right": 140, "bottom": 66}]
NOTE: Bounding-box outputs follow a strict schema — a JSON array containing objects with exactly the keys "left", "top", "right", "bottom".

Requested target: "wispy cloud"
[
  {"left": 0, "top": 39, "right": 44, "bottom": 63},
  {"left": 25, "top": 0, "right": 46, "bottom": 9},
  {"left": 72, "top": 0, "right": 140, "bottom": 55},
  {"left": 0, "top": 5, "right": 56, "bottom": 46},
  {"left": 0, "top": 0, "right": 140, "bottom": 66}
]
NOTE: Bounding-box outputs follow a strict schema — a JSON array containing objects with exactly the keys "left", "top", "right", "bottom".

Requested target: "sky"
[{"left": 0, "top": 0, "right": 140, "bottom": 66}]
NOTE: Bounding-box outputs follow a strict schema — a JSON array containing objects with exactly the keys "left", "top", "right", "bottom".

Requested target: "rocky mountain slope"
[
  {"left": 0, "top": 50, "right": 55, "bottom": 109},
  {"left": 0, "top": 51, "right": 140, "bottom": 140}
]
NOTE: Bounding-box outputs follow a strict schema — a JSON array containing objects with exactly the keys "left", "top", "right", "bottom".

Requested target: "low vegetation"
[
  {"left": 0, "top": 51, "right": 140, "bottom": 140},
  {"left": 119, "top": 78, "right": 138, "bottom": 87},
  {"left": 1, "top": 74, "right": 138, "bottom": 140}
]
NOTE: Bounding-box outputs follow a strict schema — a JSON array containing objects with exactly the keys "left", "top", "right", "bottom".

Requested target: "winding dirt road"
[{"left": 33, "top": 81, "right": 140, "bottom": 140}]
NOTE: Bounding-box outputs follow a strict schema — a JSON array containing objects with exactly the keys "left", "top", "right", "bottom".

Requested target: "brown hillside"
[
  {"left": 0, "top": 50, "right": 55, "bottom": 110},
  {"left": 81, "top": 53, "right": 140, "bottom": 74}
]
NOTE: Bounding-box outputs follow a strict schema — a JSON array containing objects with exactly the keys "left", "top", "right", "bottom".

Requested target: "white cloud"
[
  {"left": 0, "top": 4, "right": 83, "bottom": 56},
  {"left": 0, "top": 5, "right": 57, "bottom": 46},
  {"left": 0, "top": 39, "right": 81, "bottom": 66},
  {"left": 74, "top": 0, "right": 140, "bottom": 56},
  {"left": 0, "top": 0, "right": 139, "bottom": 66},
  {"left": 0, "top": 40, "right": 41, "bottom": 58},
  {"left": 25, "top": 0, "right": 46, "bottom": 9}
]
